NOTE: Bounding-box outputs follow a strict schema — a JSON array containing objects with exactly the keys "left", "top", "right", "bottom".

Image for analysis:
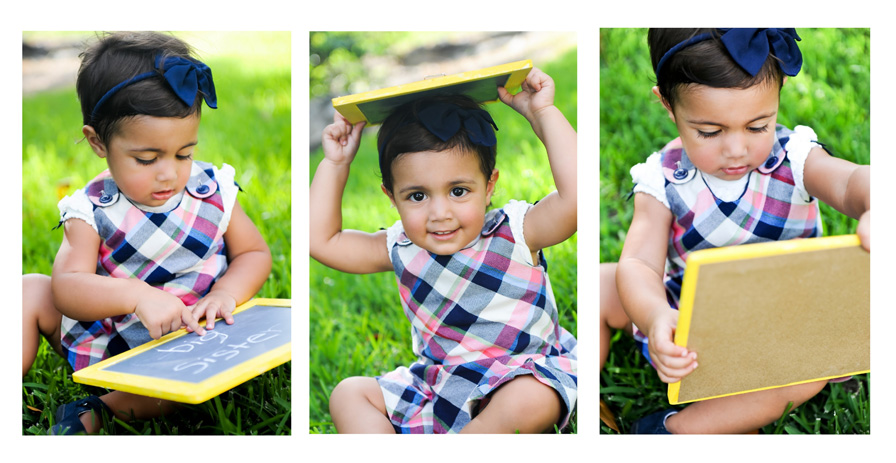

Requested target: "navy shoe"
[
  {"left": 630, "top": 409, "right": 678, "bottom": 434},
  {"left": 49, "top": 395, "right": 111, "bottom": 435}
]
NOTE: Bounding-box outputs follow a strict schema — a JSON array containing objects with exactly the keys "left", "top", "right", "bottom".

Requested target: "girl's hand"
[
  {"left": 857, "top": 209, "right": 870, "bottom": 251},
  {"left": 322, "top": 111, "right": 366, "bottom": 166},
  {"left": 186, "top": 290, "right": 237, "bottom": 332},
  {"left": 498, "top": 66, "right": 555, "bottom": 123},
  {"left": 646, "top": 307, "right": 698, "bottom": 383},
  {"left": 134, "top": 287, "right": 205, "bottom": 340}
]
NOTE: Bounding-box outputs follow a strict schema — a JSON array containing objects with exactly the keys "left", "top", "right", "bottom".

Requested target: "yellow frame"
[
  {"left": 668, "top": 235, "right": 869, "bottom": 404},
  {"left": 332, "top": 60, "right": 533, "bottom": 124},
  {"left": 72, "top": 298, "right": 291, "bottom": 404}
]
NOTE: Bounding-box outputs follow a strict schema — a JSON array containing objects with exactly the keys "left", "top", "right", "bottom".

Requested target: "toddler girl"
[
  {"left": 600, "top": 28, "right": 870, "bottom": 434},
  {"left": 22, "top": 31, "right": 272, "bottom": 434},
  {"left": 310, "top": 67, "right": 577, "bottom": 433}
]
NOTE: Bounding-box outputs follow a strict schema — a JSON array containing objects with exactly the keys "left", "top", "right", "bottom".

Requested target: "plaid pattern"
[
  {"left": 59, "top": 161, "right": 235, "bottom": 371},
  {"left": 631, "top": 125, "right": 821, "bottom": 362},
  {"left": 662, "top": 125, "right": 821, "bottom": 302},
  {"left": 378, "top": 200, "right": 577, "bottom": 433}
]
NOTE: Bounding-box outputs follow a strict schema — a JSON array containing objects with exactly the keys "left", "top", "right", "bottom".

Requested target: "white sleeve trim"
[
  {"left": 57, "top": 188, "right": 97, "bottom": 233},
  {"left": 504, "top": 199, "right": 537, "bottom": 267},
  {"left": 785, "top": 125, "right": 820, "bottom": 195},
  {"left": 385, "top": 219, "right": 405, "bottom": 263},
  {"left": 630, "top": 151, "right": 669, "bottom": 209}
]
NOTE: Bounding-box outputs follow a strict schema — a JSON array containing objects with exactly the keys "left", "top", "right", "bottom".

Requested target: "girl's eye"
[
  {"left": 450, "top": 187, "right": 468, "bottom": 198},
  {"left": 408, "top": 192, "right": 426, "bottom": 202},
  {"left": 176, "top": 153, "right": 194, "bottom": 161},
  {"left": 696, "top": 130, "right": 720, "bottom": 139},
  {"left": 748, "top": 125, "right": 769, "bottom": 134},
  {"left": 136, "top": 157, "right": 156, "bottom": 165}
]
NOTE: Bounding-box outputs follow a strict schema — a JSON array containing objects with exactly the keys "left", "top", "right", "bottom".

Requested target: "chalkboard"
[
  {"left": 332, "top": 60, "right": 533, "bottom": 125},
  {"left": 73, "top": 298, "right": 290, "bottom": 404}
]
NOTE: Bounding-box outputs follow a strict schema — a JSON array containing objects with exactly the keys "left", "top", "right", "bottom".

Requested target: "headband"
[
  {"left": 90, "top": 54, "right": 217, "bottom": 123},
  {"left": 378, "top": 101, "right": 498, "bottom": 176},
  {"left": 655, "top": 28, "right": 802, "bottom": 78}
]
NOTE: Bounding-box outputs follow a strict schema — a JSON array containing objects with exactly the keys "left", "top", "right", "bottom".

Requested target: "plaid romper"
[
  {"left": 379, "top": 199, "right": 578, "bottom": 433},
  {"left": 630, "top": 125, "right": 822, "bottom": 362},
  {"left": 57, "top": 161, "right": 238, "bottom": 371}
]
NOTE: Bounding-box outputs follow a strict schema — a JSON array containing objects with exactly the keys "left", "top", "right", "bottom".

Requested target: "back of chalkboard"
[
  {"left": 73, "top": 298, "right": 290, "bottom": 404},
  {"left": 668, "top": 236, "right": 869, "bottom": 405}
]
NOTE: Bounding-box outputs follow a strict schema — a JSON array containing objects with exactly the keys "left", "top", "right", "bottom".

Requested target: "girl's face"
[
  {"left": 661, "top": 82, "right": 780, "bottom": 180},
  {"left": 84, "top": 114, "right": 199, "bottom": 207},
  {"left": 383, "top": 148, "right": 498, "bottom": 256}
]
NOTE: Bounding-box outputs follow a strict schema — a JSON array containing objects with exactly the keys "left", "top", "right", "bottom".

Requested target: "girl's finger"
[
  {"left": 181, "top": 308, "right": 206, "bottom": 336},
  {"left": 204, "top": 304, "right": 220, "bottom": 330}
]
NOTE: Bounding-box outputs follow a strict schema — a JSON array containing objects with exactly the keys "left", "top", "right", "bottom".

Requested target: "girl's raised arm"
[
  {"left": 310, "top": 114, "right": 393, "bottom": 274},
  {"left": 498, "top": 67, "right": 577, "bottom": 252}
]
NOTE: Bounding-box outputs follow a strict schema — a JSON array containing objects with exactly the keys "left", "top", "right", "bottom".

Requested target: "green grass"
[
  {"left": 22, "top": 31, "right": 292, "bottom": 435},
  {"left": 600, "top": 28, "right": 870, "bottom": 434},
  {"left": 309, "top": 48, "right": 578, "bottom": 433}
]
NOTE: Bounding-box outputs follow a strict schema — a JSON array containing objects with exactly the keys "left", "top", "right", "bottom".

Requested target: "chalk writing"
[{"left": 102, "top": 305, "right": 290, "bottom": 383}]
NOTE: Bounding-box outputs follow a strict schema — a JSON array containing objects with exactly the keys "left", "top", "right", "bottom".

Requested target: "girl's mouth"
[
  {"left": 430, "top": 229, "right": 458, "bottom": 240},
  {"left": 152, "top": 189, "right": 174, "bottom": 201},
  {"left": 722, "top": 166, "right": 749, "bottom": 176}
]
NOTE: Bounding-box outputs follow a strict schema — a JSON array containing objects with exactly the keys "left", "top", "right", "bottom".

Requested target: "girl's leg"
[
  {"left": 600, "top": 263, "right": 631, "bottom": 369},
  {"left": 23, "top": 274, "right": 64, "bottom": 376},
  {"left": 664, "top": 380, "right": 828, "bottom": 434},
  {"left": 461, "top": 375, "right": 562, "bottom": 434},
  {"left": 329, "top": 376, "right": 394, "bottom": 433},
  {"left": 77, "top": 392, "right": 180, "bottom": 434}
]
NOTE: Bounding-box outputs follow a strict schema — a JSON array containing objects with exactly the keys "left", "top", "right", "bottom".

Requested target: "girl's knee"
[
  {"left": 785, "top": 380, "right": 827, "bottom": 407},
  {"left": 329, "top": 376, "right": 384, "bottom": 413},
  {"left": 23, "top": 274, "right": 53, "bottom": 313},
  {"left": 600, "top": 263, "right": 630, "bottom": 330},
  {"left": 486, "top": 375, "right": 563, "bottom": 432}
]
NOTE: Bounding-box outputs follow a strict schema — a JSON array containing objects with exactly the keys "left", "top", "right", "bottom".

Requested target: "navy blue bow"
[
  {"left": 655, "top": 28, "right": 802, "bottom": 78},
  {"left": 378, "top": 101, "right": 498, "bottom": 176},
  {"left": 720, "top": 28, "right": 802, "bottom": 77},
  {"left": 154, "top": 54, "right": 218, "bottom": 109},
  {"left": 417, "top": 103, "right": 498, "bottom": 147},
  {"left": 90, "top": 54, "right": 217, "bottom": 122}
]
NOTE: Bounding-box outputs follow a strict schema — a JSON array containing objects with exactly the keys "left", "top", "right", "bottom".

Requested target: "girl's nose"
[
  {"left": 429, "top": 196, "right": 453, "bottom": 221},
  {"left": 722, "top": 132, "right": 748, "bottom": 160},
  {"left": 156, "top": 159, "right": 177, "bottom": 181}
]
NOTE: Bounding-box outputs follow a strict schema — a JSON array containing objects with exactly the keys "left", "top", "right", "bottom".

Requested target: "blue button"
[
  {"left": 99, "top": 194, "right": 113, "bottom": 204},
  {"left": 764, "top": 156, "right": 778, "bottom": 169},
  {"left": 673, "top": 168, "right": 689, "bottom": 180},
  {"left": 195, "top": 184, "right": 210, "bottom": 194}
]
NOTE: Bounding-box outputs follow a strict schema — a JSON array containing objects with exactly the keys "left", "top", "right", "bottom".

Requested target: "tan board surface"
[{"left": 669, "top": 236, "right": 869, "bottom": 404}]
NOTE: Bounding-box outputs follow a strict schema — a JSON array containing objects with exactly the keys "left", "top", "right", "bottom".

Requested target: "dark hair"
[
  {"left": 648, "top": 28, "right": 785, "bottom": 110},
  {"left": 76, "top": 31, "right": 204, "bottom": 143},
  {"left": 377, "top": 94, "right": 497, "bottom": 192}
]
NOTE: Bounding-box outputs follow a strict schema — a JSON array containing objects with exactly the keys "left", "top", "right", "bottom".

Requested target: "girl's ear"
[
  {"left": 381, "top": 184, "right": 397, "bottom": 208},
  {"left": 485, "top": 169, "right": 499, "bottom": 204},
  {"left": 82, "top": 126, "right": 107, "bottom": 158},
  {"left": 652, "top": 86, "right": 675, "bottom": 122}
]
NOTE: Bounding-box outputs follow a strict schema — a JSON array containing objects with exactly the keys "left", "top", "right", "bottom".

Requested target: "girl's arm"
[
  {"left": 498, "top": 67, "right": 576, "bottom": 253},
  {"left": 803, "top": 147, "right": 871, "bottom": 250},
  {"left": 616, "top": 193, "right": 698, "bottom": 383},
  {"left": 188, "top": 200, "right": 272, "bottom": 329},
  {"left": 51, "top": 218, "right": 205, "bottom": 339},
  {"left": 309, "top": 113, "right": 393, "bottom": 274}
]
